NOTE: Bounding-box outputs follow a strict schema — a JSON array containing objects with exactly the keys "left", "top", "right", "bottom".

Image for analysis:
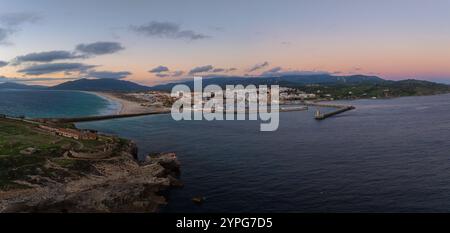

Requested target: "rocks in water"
[
  {"left": 145, "top": 153, "right": 181, "bottom": 177},
  {"left": 192, "top": 196, "right": 205, "bottom": 205},
  {"left": 144, "top": 153, "right": 183, "bottom": 188},
  {"left": 168, "top": 175, "right": 184, "bottom": 188}
]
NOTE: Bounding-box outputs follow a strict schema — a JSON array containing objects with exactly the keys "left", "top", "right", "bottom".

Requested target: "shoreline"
[
  {"left": 32, "top": 91, "right": 171, "bottom": 123},
  {"left": 89, "top": 91, "right": 156, "bottom": 115},
  {"left": 85, "top": 91, "right": 122, "bottom": 115}
]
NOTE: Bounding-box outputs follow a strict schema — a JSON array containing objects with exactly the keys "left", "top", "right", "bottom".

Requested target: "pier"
[
  {"left": 314, "top": 105, "right": 355, "bottom": 120},
  {"left": 286, "top": 101, "right": 356, "bottom": 120},
  {"left": 280, "top": 106, "right": 308, "bottom": 112}
]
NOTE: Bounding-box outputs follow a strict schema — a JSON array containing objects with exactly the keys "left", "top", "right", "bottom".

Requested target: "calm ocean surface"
[
  {"left": 77, "top": 94, "right": 450, "bottom": 213},
  {"left": 3, "top": 89, "right": 450, "bottom": 212},
  {"left": 0, "top": 89, "right": 117, "bottom": 118}
]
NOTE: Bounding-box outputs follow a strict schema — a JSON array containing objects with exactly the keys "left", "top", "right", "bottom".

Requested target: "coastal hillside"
[
  {"left": 2, "top": 76, "right": 449, "bottom": 99},
  {"left": 292, "top": 79, "right": 450, "bottom": 99},
  {"left": 148, "top": 74, "right": 385, "bottom": 91},
  {"left": 50, "top": 78, "right": 151, "bottom": 92},
  {"left": 148, "top": 75, "right": 450, "bottom": 99}
]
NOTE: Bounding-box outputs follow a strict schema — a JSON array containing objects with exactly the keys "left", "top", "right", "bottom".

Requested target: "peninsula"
[{"left": 0, "top": 116, "right": 181, "bottom": 212}]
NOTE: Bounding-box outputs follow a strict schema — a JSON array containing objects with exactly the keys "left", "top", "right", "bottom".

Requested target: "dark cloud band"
[
  {"left": 18, "top": 63, "right": 95, "bottom": 75},
  {"left": 189, "top": 65, "right": 213, "bottom": 74},
  {"left": 75, "top": 41, "right": 124, "bottom": 55},
  {"left": 249, "top": 61, "right": 269, "bottom": 72},
  {"left": 87, "top": 70, "right": 132, "bottom": 79},
  {"left": 14, "top": 51, "right": 84, "bottom": 64},
  {"left": 149, "top": 65, "right": 169, "bottom": 73},
  {"left": 131, "top": 21, "right": 209, "bottom": 41}
]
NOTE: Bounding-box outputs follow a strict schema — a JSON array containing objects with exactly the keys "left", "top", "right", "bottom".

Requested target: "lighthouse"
[
  {"left": 314, "top": 109, "right": 324, "bottom": 120},
  {"left": 315, "top": 109, "right": 322, "bottom": 118}
]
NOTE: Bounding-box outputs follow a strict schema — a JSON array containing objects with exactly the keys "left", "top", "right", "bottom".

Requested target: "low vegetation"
[
  {"left": 286, "top": 80, "right": 450, "bottom": 100},
  {"left": 0, "top": 118, "right": 120, "bottom": 191}
]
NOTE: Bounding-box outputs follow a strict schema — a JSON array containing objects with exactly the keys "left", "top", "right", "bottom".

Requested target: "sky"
[{"left": 1, "top": 0, "right": 450, "bottom": 86}]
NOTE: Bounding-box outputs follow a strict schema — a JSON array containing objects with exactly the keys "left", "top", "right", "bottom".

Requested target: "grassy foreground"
[
  {"left": 0, "top": 117, "right": 181, "bottom": 213},
  {"left": 0, "top": 118, "right": 116, "bottom": 190}
]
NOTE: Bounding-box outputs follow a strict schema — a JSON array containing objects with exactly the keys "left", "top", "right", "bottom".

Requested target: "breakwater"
[
  {"left": 313, "top": 104, "right": 356, "bottom": 120},
  {"left": 35, "top": 111, "right": 171, "bottom": 123},
  {"left": 280, "top": 106, "right": 308, "bottom": 112}
]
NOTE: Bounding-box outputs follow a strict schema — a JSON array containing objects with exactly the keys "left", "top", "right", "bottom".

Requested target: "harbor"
[{"left": 29, "top": 102, "right": 350, "bottom": 123}]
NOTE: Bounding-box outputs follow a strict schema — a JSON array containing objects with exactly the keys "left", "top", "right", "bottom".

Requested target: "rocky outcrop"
[
  {"left": 0, "top": 141, "right": 181, "bottom": 213},
  {"left": 144, "top": 153, "right": 183, "bottom": 188},
  {"left": 145, "top": 153, "right": 180, "bottom": 175}
]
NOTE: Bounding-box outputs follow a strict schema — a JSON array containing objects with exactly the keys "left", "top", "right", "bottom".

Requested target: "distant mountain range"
[
  {"left": 147, "top": 75, "right": 450, "bottom": 98},
  {"left": 0, "top": 78, "right": 150, "bottom": 91},
  {"left": 0, "top": 75, "right": 449, "bottom": 98},
  {"left": 49, "top": 78, "right": 151, "bottom": 92},
  {"left": 148, "top": 74, "right": 386, "bottom": 91}
]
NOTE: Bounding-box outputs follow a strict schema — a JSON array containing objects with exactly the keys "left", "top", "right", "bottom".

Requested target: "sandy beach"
[{"left": 90, "top": 92, "right": 157, "bottom": 115}]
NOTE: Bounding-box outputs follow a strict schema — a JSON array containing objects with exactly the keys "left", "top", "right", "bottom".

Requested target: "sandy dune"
[{"left": 91, "top": 92, "right": 157, "bottom": 115}]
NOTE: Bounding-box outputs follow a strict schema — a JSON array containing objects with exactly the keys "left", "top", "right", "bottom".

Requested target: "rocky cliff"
[{"left": 0, "top": 140, "right": 181, "bottom": 213}]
